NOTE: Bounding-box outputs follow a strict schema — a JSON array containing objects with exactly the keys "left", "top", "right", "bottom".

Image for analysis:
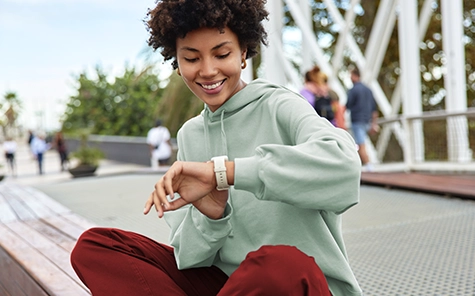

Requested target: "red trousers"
[{"left": 71, "top": 228, "right": 331, "bottom": 296}]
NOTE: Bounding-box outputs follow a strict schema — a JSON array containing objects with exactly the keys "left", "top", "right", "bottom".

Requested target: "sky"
[{"left": 0, "top": 0, "right": 161, "bottom": 132}]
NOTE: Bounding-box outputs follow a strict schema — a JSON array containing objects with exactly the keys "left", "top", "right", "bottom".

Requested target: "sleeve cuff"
[
  {"left": 191, "top": 204, "right": 233, "bottom": 241},
  {"left": 234, "top": 155, "right": 264, "bottom": 198}
]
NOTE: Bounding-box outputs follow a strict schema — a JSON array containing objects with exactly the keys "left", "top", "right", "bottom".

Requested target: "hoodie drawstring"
[
  {"left": 220, "top": 110, "right": 228, "bottom": 155},
  {"left": 203, "top": 108, "right": 228, "bottom": 159}
]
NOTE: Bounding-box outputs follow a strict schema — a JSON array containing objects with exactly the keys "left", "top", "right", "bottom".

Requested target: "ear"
[{"left": 241, "top": 49, "right": 247, "bottom": 60}]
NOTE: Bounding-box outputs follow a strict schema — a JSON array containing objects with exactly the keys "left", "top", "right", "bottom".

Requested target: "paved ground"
[{"left": 3, "top": 140, "right": 475, "bottom": 295}]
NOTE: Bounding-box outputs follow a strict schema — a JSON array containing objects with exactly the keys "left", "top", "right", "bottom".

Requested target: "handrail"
[{"left": 377, "top": 108, "right": 475, "bottom": 124}]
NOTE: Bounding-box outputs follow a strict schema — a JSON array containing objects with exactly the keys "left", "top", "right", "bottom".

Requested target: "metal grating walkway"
[{"left": 344, "top": 185, "right": 475, "bottom": 295}]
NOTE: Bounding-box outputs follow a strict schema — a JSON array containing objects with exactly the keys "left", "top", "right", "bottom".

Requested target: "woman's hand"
[{"left": 143, "top": 161, "right": 229, "bottom": 219}]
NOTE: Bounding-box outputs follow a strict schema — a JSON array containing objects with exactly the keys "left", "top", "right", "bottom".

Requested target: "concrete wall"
[{"left": 65, "top": 135, "right": 177, "bottom": 166}]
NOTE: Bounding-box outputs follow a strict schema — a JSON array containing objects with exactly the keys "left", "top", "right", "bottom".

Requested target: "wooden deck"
[
  {"left": 0, "top": 183, "right": 94, "bottom": 295},
  {"left": 361, "top": 172, "right": 475, "bottom": 199}
]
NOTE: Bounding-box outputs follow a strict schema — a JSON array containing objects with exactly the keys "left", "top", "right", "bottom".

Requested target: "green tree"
[
  {"left": 61, "top": 65, "right": 164, "bottom": 136},
  {"left": 155, "top": 72, "right": 203, "bottom": 137}
]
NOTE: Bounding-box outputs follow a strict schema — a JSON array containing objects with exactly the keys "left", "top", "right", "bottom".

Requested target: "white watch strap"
[{"left": 211, "top": 156, "right": 229, "bottom": 191}]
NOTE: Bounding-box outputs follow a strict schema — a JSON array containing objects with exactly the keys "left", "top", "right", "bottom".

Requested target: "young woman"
[{"left": 71, "top": 1, "right": 362, "bottom": 295}]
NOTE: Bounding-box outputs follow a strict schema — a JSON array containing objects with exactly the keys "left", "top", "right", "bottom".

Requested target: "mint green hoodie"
[{"left": 165, "top": 79, "right": 362, "bottom": 295}]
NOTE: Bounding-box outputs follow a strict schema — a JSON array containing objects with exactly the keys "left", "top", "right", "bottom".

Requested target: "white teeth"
[{"left": 202, "top": 81, "right": 223, "bottom": 90}]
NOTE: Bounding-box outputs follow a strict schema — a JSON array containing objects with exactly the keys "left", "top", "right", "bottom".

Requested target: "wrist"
[
  {"left": 225, "top": 161, "right": 234, "bottom": 186},
  {"left": 211, "top": 156, "right": 230, "bottom": 191}
]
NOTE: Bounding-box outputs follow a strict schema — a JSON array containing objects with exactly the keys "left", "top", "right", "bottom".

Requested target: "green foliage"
[
  {"left": 155, "top": 72, "right": 204, "bottom": 137},
  {"left": 61, "top": 64, "right": 164, "bottom": 136},
  {"left": 70, "top": 130, "right": 104, "bottom": 166},
  {"left": 71, "top": 146, "right": 104, "bottom": 166}
]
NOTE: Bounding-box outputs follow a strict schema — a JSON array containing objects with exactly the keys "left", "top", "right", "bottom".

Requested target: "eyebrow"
[{"left": 179, "top": 41, "right": 232, "bottom": 53}]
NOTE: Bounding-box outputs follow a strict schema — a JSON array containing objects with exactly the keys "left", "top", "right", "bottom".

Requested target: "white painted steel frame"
[
  {"left": 441, "top": 0, "right": 472, "bottom": 162},
  {"left": 260, "top": 0, "right": 471, "bottom": 169}
]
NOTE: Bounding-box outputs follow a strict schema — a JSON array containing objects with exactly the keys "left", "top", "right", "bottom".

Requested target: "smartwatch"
[{"left": 211, "top": 156, "right": 230, "bottom": 191}]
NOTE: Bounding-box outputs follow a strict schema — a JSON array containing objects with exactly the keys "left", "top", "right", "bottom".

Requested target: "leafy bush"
[
  {"left": 69, "top": 130, "right": 104, "bottom": 166},
  {"left": 70, "top": 146, "right": 104, "bottom": 167}
]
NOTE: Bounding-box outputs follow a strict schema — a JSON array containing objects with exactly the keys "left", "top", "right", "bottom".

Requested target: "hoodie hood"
[
  {"left": 202, "top": 79, "right": 280, "bottom": 122},
  {"left": 201, "top": 79, "right": 282, "bottom": 157}
]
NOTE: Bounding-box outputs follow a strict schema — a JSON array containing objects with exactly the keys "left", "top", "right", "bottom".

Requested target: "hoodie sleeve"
[
  {"left": 163, "top": 129, "right": 233, "bottom": 270},
  {"left": 163, "top": 203, "right": 233, "bottom": 270},
  {"left": 234, "top": 94, "right": 361, "bottom": 214}
]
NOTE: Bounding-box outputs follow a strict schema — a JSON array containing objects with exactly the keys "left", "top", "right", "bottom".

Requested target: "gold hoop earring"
[
  {"left": 176, "top": 68, "right": 181, "bottom": 76},
  {"left": 241, "top": 59, "right": 247, "bottom": 69}
]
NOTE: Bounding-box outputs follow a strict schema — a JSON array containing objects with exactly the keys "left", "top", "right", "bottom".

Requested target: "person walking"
[
  {"left": 70, "top": 1, "right": 363, "bottom": 295},
  {"left": 300, "top": 66, "right": 335, "bottom": 124},
  {"left": 52, "top": 131, "right": 69, "bottom": 171},
  {"left": 30, "top": 133, "right": 50, "bottom": 175},
  {"left": 146, "top": 119, "right": 172, "bottom": 169},
  {"left": 3, "top": 137, "right": 17, "bottom": 176},
  {"left": 346, "top": 67, "right": 379, "bottom": 171}
]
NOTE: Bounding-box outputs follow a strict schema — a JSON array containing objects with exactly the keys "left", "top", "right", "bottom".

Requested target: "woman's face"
[{"left": 176, "top": 27, "right": 247, "bottom": 112}]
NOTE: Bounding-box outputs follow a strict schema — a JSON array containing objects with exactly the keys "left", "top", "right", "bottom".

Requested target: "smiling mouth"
[{"left": 199, "top": 80, "right": 225, "bottom": 90}]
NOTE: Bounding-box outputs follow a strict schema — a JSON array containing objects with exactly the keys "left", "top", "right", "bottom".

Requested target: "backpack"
[{"left": 313, "top": 96, "right": 334, "bottom": 121}]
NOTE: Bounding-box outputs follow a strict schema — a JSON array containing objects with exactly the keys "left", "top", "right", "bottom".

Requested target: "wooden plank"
[
  {"left": 5, "top": 221, "right": 89, "bottom": 291},
  {"left": 361, "top": 172, "right": 475, "bottom": 198},
  {"left": 0, "top": 193, "right": 18, "bottom": 223},
  {"left": 0, "top": 246, "right": 48, "bottom": 296},
  {"left": 25, "top": 220, "right": 77, "bottom": 253},
  {"left": 0, "top": 223, "right": 90, "bottom": 296},
  {"left": 5, "top": 185, "right": 63, "bottom": 219},
  {"left": 0, "top": 184, "right": 93, "bottom": 295},
  {"left": 2, "top": 191, "right": 36, "bottom": 221},
  {"left": 0, "top": 282, "right": 13, "bottom": 296},
  {"left": 42, "top": 215, "right": 89, "bottom": 241}
]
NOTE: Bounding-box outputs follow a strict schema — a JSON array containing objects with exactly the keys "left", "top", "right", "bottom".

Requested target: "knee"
[
  {"left": 222, "top": 246, "right": 329, "bottom": 295},
  {"left": 71, "top": 227, "right": 108, "bottom": 265},
  {"left": 249, "top": 245, "right": 319, "bottom": 275}
]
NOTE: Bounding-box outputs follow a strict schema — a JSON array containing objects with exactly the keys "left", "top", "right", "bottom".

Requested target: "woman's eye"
[
  {"left": 184, "top": 57, "right": 198, "bottom": 63},
  {"left": 217, "top": 53, "right": 230, "bottom": 59}
]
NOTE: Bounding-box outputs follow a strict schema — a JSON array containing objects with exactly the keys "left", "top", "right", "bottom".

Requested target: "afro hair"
[{"left": 146, "top": 0, "right": 268, "bottom": 69}]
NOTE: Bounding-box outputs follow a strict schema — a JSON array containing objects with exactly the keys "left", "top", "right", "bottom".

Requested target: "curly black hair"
[{"left": 146, "top": 0, "right": 269, "bottom": 69}]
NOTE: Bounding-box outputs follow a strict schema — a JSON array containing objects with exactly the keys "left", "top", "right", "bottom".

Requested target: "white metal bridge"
[{"left": 242, "top": 0, "right": 474, "bottom": 172}]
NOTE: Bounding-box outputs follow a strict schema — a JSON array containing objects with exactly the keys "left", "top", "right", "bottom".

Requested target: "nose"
[{"left": 199, "top": 58, "right": 218, "bottom": 78}]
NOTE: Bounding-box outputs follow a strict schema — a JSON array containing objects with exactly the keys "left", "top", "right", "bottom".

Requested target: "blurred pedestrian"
[
  {"left": 52, "top": 131, "right": 69, "bottom": 171},
  {"left": 30, "top": 133, "right": 50, "bottom": 175},
  {"left": 146, "top": 119, "right": 172, "bottom": 169},
  {"left": 27, "top": 129, "right": 34, "bottom": 146},
  {"left": 300, "top": 66, "right": 335, "bottom": 124},
  {"left": 346, "top": 67, "right": 379, "bottom": 171},
  {"left": 3, "top": 136, "right": 17, "bottom": 176},
  {"left": 328, "top": 90, "right": 347, "bottom": 130},
  {"left": 27, "top": 129, "right": 36, "bottom": 158}
]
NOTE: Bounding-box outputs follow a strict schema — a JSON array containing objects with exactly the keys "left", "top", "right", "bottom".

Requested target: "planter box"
[{"left": 68, "top": 165, "right": 98, "bottom": 178}]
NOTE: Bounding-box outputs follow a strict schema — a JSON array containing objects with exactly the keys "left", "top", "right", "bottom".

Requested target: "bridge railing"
[{"left": 374, "top": 108, "right": 475, "bottom": 172}]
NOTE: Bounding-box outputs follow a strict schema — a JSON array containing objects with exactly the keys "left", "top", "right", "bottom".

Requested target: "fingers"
[
  {"left": 144, "top": 167, "right": 177, "bottom": 218},
  {"left": 143, "top": 191, "right": 166, "bottom": 218},
  {"left": 143, "top": 195, "right": 153, "bottom": 215}
]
